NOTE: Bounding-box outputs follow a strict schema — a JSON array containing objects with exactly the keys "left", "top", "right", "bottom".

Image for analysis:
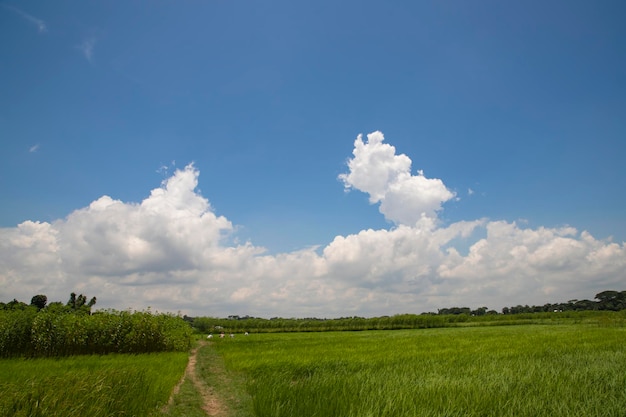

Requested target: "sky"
[{"left": 1, "top": 1, "right": 625, "bottom": 317}]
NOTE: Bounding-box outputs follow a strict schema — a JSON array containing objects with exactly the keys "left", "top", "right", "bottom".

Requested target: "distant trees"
[
  {"left": 67, "top": 292, "right": 97, "bottom": 314},
  {"left": 438, "top": 307, "right": 471, "bottom": 315},
  {"left": 186, "top": 289, "right": 626, "bottom": 334},
  {"left": 30, "top": 294, "right": 47, "bottom": 310},
  {"left": 595, "top": 290, "right": 626, "bottom": 311},
  {"left": 432, "top": 290, "right": 626, "bottom": 316},
  {"left": 2, "top": 299, "right": 29, "bottom": 310},
  {"left": 499, "top": 290, "right": 626, "bottom": 314},
  {"left": 435, "top": 307, "right": 497, "bottom": 316},
  {"left": 1, "top": 292, "right": 97, "bottom": 314}
]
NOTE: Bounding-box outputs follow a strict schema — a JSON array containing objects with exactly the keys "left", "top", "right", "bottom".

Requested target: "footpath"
[{"left": 162, "top": 341, "right": 228, "bottom": 416}]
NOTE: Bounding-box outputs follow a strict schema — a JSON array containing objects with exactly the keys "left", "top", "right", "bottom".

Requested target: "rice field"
[
  {"left": 212, "top": 324, "right": 626, "bottom": 417},
  {"left": 1, "top": 321, "right": 625, "bottom": 416},
  {"left": 0, "top": 351, "right": 188, "bottom": 417}
]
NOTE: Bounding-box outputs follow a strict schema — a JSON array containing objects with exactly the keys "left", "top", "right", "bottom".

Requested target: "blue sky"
[{"left": 1, "top": 1, "right": 625, "bottom": 317}]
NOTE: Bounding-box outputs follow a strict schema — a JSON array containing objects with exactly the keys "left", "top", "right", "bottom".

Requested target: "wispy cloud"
[
  {"left": 156, "top": 160, "right": 177, "bottom": 176},
  {"left": 2, "top": 4, "right": 47, "bottom": 33},
  {"left": 29, "top": 144, "right": 40, "bottom": 153},
  {"left": 77, "top": 37, "right": 97, "bottom": 64}
]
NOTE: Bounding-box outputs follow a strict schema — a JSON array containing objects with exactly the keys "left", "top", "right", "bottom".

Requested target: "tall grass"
[
  {"left": 0, "top": 309, "right": 193, "bottom": 357},
  {"left": 213, "top": 324, "right": 626, "bottom": 417},
  {"left": 0, "top": 351, "right": 188, "bottom": 417}
]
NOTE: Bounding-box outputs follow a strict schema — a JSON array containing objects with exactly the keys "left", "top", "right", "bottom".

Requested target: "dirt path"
[{"left": 165, "top": 341, "right": 226, "bottom": 416}]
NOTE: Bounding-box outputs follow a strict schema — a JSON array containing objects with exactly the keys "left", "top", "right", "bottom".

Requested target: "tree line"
[
  {"left": 498, "top": 290, "right": 626, "bottom": 314},
  {"left": 410, "top": 290, "right": 626, "bottom": 316},
  {"left": 187, "top": 289, "right": 626, "bottom": 333},
  {"left": 1, "top": 292, "right": 97, "bottom": 314}
]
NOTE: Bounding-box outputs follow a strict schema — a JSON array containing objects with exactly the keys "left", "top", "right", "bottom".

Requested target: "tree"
[
  {"left": 471, "top": 307, "right": 488, "bottom": 316},
  {"left": 438, "top": 307, "right": 471, "bottom": 315},
  {"left": 7, "top": 299, "right": 28, "bottom": 310},
  {"left": 67, "top": 292, "right": 97, "bottom": 314},
  {"left": 30, "top": 294, "right": 47, "bottom": 310},
  {"left": 595, "top": 290, "right": 626, "bottom": 311},
  {"left": 573, "top": 299, "right": 597, "bottom": 311}
]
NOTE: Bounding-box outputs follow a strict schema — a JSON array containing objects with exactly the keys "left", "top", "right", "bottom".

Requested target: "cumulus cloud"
[
  {"left": 1, "top": 133, "right": 625, "bottom": 317},
  {"left": 57, "top": 164, "right": 235, "bottom": 278},
  {"left": 339, "top": 131, "right": 455, "bottom": 225}
]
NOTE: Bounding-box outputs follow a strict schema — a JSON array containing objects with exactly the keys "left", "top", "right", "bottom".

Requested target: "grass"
[
  {"left": 159, "top": 340, "right": 255, "bottom": 417},
  {"left": 2, "top": 321, "right": 625, "bottom": 416},
  {"left": 195, "top": 342, "right": 255, "bottom": 417},
  {"left": 159, "top": 377, "right": 208, "bottom": 417},
  {"left": 0, "top": 352, "right": 188, "bottom": 417},
  {"left": 212, "top": 324, "right": 626, "bottom": 417}
]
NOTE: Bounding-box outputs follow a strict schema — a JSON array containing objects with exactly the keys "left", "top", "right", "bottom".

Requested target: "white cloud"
[
  {"left": 339, "top": 131, "right": 455, "bottom": 225},
  {"left": 29, "top": 144, "right": 40, "bottom": 153},
  {"left": 1, "top": 133, "right": 625, "bottom": 317},
  {"left": 77, "top": 37, "right": 96, "bottom": 64},
  {"left": 2, "top": 5, "right": 47, "bottom": 33}
]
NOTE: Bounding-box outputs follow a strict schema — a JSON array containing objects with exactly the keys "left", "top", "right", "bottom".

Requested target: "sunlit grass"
[
  {"left": 0, "top": 352, "right": 188, "bottom": 417},
  {"left": 212, "top": 325, "right": 626, "bottom": 417},
  {"left": 159, "top": 341, "right": 255, "bottom": 417}
]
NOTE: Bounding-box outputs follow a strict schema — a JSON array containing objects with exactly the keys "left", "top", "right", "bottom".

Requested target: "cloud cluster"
[
  {"left": 339, "top": 131, "right": 455, "bottom": 225},
  {"left": 1, "top": 133, "right": 624, "bottom": 317}
]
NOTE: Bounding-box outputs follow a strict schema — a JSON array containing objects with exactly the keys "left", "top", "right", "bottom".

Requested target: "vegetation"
[
  {"left": 167, "top": 341, "right": 254, "bottom": 417},
  {"left": 0, "top": 351, "right": 188, "bottom": 417},
  {"left": 501, "top": 289, "right": 626, "bottom": 314},
  {"left": 1, "top": 288, "right": 625, "bottom": 416},
  {"left": 0, "top": 293, "right": 193, "bottom": 357},
  {"left": 189, "top": 309, "right": 623, "bottom": 334},
  {"left": 2, "top": 292, "right": 97, "bottom": 314},
  {"left": 211, "top": 321, "right": 626, "bottom": 417}
]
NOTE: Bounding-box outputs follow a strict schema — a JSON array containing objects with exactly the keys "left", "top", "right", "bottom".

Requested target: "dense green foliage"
[
  {"left": 189, "top": 289, "right": 626, "bottom": 334},
  {"left": 1, "top": 292, "right": 98, "bottom": 314},
  {"left": 212, "top": 321, "right": 626, "bottom": 417},
  {"left": 190, "top": 309, "right": 623, "bottom": 334},
  {"left": 0, "top": 308, "right": 193, "bottom": 357},
  {"left": 501, "top": 290, "right": 626, "bottom": 314},
  {"left": 0, "top": 351, "right": 188, "bottom": 416}
]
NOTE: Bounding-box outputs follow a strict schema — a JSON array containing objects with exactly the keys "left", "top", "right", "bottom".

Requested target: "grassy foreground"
[
  {"left": 161, "top": 341, "right": 255, "bottom": 417},
  {"left": 1, "top": 321, "right": 624, "bottom": 416},
  {"left": 0, "top": 352, "right": 188, "bottom": 417},
  {"left": 213, "top": 324, "right": 626, "bottom": 417}
]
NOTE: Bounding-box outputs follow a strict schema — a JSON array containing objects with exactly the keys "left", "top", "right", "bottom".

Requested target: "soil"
[{"left": 166, "top": 341, "right": 226, "bottom": 416}]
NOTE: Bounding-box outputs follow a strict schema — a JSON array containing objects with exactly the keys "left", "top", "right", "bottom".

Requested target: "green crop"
[
  {"left": 212, "top": 324, "right": 626, "bottom": 417},
  {"left": 0, "top": 309, "right": 193, "bottom": 357},
  {"left": 0, "top": 351, "right": 188, "bottom": 416}
]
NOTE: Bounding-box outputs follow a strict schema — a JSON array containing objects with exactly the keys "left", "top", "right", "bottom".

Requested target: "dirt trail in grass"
[{"left": 167, "top": 341, "right": 226, "bottom": 416}]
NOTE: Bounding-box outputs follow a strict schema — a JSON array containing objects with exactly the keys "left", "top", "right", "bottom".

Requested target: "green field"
[
  {"left": 0, "top": 352, "right": 188, "bottom": 417},
  {"left": 1, "top": 322, "right": 625, "bottom": 416},
  {"left": 212, "top": 324, "right": 626, "bottom": 417}
]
